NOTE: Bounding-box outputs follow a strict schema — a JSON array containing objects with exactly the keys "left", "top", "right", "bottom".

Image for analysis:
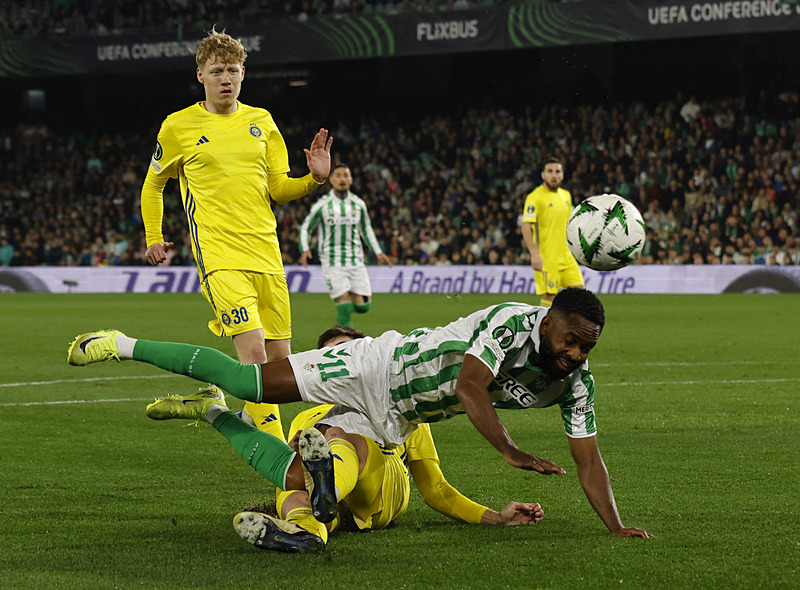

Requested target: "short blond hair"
[{"left": 195, "top": 26, "right": 247, "bottom": 68}]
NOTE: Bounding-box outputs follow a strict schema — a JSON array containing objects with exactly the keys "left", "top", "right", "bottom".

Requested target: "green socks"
[
  {"left": 132, "top": 339, "right": 263, "bottom": 402},
  {"left": 335, "top": 302, "right": 354, "bottom": 327},
  {"left": 353, "top": 301, "right": 371, "bottom": 314},
  {"left": 212, "top": 411, "right": 296, "bottom": 490},
  {"left": 336, "top": 301, "right": 370, "bottom": 326}
]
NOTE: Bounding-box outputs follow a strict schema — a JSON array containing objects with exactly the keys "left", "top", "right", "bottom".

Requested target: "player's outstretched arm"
[
  {"left": 568, "top": 435, "right": 652, "bottom": 538},
  {"left": 454, "top": 356, "right": 565, "bottom": 475},
  {"left": 409, "top": 456, "right": 543, "bottom": 526}
]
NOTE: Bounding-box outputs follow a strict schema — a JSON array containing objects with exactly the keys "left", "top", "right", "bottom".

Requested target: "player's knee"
[{"left": 324, "top": 426, "right": 347, "bottom": 440}]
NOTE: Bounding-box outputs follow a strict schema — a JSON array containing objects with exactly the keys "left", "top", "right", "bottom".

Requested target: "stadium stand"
[
  {"left": 1, "top": 90, "right": 799, "bottom": 268},
  {"left": 0, "top": 0, "right": 516, "bottom": 37}
]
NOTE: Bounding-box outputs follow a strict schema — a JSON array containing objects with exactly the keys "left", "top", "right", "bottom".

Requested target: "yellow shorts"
[
  {"left": 534, "top": 258, "right": 585, "bottom": 296},
  {"left": 200, "top": 270, "right": 291, "bottom": 339},
  {"left": 287, "top": 405, "right": 410, "bottom": 531},
  {"left": 341, "top": 436, "right": 410, "bottom": 530}
]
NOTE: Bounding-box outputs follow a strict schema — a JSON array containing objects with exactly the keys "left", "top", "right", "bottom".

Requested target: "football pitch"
[{"left": 1, "top": 292, "right": 798, "bottom": 589}]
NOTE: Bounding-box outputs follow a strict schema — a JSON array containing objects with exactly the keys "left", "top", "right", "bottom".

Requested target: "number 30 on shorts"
[{"left": 230, "top": 307, "right": 249, "bottom": 324}]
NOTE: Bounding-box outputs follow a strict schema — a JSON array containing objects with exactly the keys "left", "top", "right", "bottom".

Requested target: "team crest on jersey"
[
  {"left": 492, "top": 326, "right": 514, "bottom": 349},
  {"left": 249, "top": 124, "right": 262, "bottom": 138},
  {"left": 221, "top": 312, "right": 231, "bottom": 326}
]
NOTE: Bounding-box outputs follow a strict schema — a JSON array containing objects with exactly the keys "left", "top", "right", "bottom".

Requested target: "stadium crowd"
[
  {"left": 1, "top": 90, "right": 799, "bottom": 268},
  {"left": 1, "top": 0, "right": 513, "bottom": 37}
]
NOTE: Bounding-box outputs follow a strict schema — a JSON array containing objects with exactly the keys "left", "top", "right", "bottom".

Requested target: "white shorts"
[
  {"left": 321, "top": 264, "right": 372, "bottom": 300},
  {"left": 287, "top": 331, "right": 415, "bottom": 447}
]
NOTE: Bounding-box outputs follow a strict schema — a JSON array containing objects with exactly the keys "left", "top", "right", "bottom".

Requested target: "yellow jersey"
[
  {"left": 287, "top": 405, "right": 439, "bottom": 467},
  {"left": 287, "top": 405, "right": 486, "bottom": 527},
  {"left": 521, "top": 184, "right": 575, "bottom": 265},
  {"left": 141, "top": 101, "right": 304, "bottom": 276}
]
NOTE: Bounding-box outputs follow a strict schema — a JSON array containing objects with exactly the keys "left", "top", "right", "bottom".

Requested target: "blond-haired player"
[
  {"left": 140, "top": 27, "right": 333, "bottom": 439},
  {"left": 521, "top": 158, "right": 584, "bottom": 307}
]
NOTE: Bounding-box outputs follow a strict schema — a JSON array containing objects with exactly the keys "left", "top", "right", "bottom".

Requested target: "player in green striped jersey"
[
  {"left": 68, "top": 288, "right": 651, "bottom": 538},
  {"left": 298, "top": 165, "right": 391, "bottom": 327}
]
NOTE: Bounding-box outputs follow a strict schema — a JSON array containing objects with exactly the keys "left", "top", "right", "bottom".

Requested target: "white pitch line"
[
  {"left": 3, "top": 375, "right": 797, "bottom": 408},
  {"left": 605, "top": 377, "right": 800, "bottom": 387},
  {"left": 1, "top": 397, "right": 153, "bottom": 407},
  {"left": 0, "top": 374, "right": 177, "bottom": 388},
  {"left": 1, "top": 359, "right": 783, "bottom": 390},
  {"left": 592, "top": 360, "right": 784, "bottom": 368}
]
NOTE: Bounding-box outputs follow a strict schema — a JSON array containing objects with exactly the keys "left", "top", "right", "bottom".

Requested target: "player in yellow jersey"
[
  {"left": 244, "top": 401, "right": 543, "bottom": 553},
  {"left": 139, "top": 27, "right": 333, "bottom": 440},
  {"left": 521, "top": 158, "right": 584, "bottom": 307},
  {"left": 239, "top": 326, "right": 542, "bottom": 553},
  {"left": 129, "top": 325, "right": 545, "bottom": 552}
]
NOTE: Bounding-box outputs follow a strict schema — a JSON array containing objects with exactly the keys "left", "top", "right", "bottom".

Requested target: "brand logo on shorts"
[
  {"left": 221, "top": 312, "right": 231, "bottom": 326},
  {"left": 250, "top": 124, "right": 262, "bottom": 138}
]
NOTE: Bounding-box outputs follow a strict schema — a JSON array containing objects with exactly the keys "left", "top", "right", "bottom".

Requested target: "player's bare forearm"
[
  {"left": 520, "top": 222, "right": 534, "bottom": 252},
  {"left": 570, "top": 436, "right": 649, "bottom": 537},
  {"left": 455, "top": 357, "right": 564, "bottom": 474},
  {"left": 576, "top": 460, "right": 625, "bottom": 533},
  {"left": 455, "top": 361, "right": 517, "bottom": 456}
]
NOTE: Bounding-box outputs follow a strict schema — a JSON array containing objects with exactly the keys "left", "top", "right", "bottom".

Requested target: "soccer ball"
[{"left": 566, "top": 194, "right": 646, "bottom": 271}]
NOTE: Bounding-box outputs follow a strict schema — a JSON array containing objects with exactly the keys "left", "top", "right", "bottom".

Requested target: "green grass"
[{"left": 1, "top": 292, "right": 799, "bottom": 589}]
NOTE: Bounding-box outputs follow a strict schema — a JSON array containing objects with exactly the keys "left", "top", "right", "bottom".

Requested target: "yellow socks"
[
  {"left": 329, "top": 438, "right": 359, "bottom": 501},
  {"left": 243, "top": 401, "right": 285, "bottom": 441}
]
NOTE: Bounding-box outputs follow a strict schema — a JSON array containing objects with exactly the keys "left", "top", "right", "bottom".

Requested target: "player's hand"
[
  {"left": 377, "top": 253, "right": 393, "bottom": 267},
  {"left": 299, "top": 251, "right": 312, "bottom": 267},
  {"left": 530, "top": 253, "right": 544, "bottom": 271},
  {"left": 503, "top": 447, "right": 565, "bottom": 475},
  {"left": 612, "top": 527, "right": 653, "bottom": 539},
  {"left": 498, "top": 502, "right": 544, "bottom": 525},
  {"left": 145, "top": 242, "right": 174, "bottom": 265},
  {"left": 305, "top": 128, "right": 333, "bottom": 183}
]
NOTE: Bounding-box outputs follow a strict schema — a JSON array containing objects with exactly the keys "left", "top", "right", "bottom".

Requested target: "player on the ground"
[
  {"left": 298, "top": 164, "right": 391, "bottom": 327},
  {"left": 520, "top": 158, "right": 584, "bottom": 307},
  {"left": 140, "top": 326, "right": 544, "bottom": 553},
  {"left": 140, "top": 26, "right": 333, "bottom": 439},
  {"left": 68, "top": 288, "right": 651, "bottom": 539}
]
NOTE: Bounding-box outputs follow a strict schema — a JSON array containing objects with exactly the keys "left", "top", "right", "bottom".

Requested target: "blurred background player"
[
  {"left": 298, "top": 164, "right": 391, "bottom": 327},
  {"left": 520, "top": 157, "right": 585, "bottom": 307},
  {"left": 139, "top": 27, "right": 332, "bottom": 439}
]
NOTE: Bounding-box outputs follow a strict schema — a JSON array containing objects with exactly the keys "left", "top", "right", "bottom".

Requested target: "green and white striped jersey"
[
  {"left": 299, "top": 191, "right": 383, "bottom": 268},
  {"left": 388, "top": 303, "right": 597, "bottom": 438}
]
